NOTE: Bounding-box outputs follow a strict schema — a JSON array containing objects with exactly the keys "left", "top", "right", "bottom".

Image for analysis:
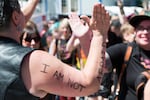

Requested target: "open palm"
[
  {"left": 68, "top": 13, "right": 89, "bottom": 37},
  {"left": 69, "top": 3, "right": 110, "bottom": 37}
]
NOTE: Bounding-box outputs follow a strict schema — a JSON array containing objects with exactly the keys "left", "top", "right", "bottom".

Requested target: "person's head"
[
  {"left": 42, "top": 21, "right": 49, "bottom": 32},
  {"left": 110, "top": 19, "right": 121, "bottom": 36},
  {"left": 59, "top": 18, "right": 72, "bottom": 39},
  {"left": 48, "top": 21, "right": 60, "bottom": 39},
  {"left": 48, "top": 17, "right": 58, "bottom": 28},
  {"left": 26, "top": 20, "right": 39, "bottom": 34},
  {"left": 20, "top": 21, "right": 41, "bottom": 49},
  {"left": 120, "top": 23, "right": 135, "bottom": 43},
  {"left": 0, "top": 0, "right": 24, "bottom": 33},
  {"left": 129, "top": 15, "right": 150, "bottom": 50}
]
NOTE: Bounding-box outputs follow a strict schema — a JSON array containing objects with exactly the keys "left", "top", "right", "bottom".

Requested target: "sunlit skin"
[
  {"left": 144, "top": 79, "right": 150, "bottom": 100},
  {"left": 135, "top": 20, "right": 150, "bottom": 50},
  {"left": 123, "top": 33, "right": 135, "bottom": 43},
  {"left": 3, "top": 2, "right": 110, "bottom": 98}
]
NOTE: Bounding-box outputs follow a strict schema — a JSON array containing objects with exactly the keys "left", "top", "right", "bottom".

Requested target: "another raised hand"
[
  {"left": 70, "top": 3, "right": 110, "bottom": 54},
  {"left": 68, "top": 13, "right": 92, "bottom": 57},
  {"left": 68, "top": 3, "right": 110, "bottom": 57},
  {"left": 68, "top": 13, "right": 90, "bottom": 37},
  {"left": 69, "top": 3, "right": 110, "bottom": 37}
]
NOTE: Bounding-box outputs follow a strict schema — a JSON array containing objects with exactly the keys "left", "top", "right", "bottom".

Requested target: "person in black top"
[
  {"left": 0, "top": 1, "right": 110, "bottom": 100},
  {"left": 105, "top": 15, "right": 150, "bottom": 100}
]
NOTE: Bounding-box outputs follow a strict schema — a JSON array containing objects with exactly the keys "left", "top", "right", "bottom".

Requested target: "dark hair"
[
  {"left": 0, "top": 0, "right": 20, "bottom": 29},
  {"left": 129, "top": 15, "right": 150, "bottom": 28},
  {"left": 20, "top": 22, "right": 41, "bottom": 45},
  {"left": 110, "top": 19, "right": 121, "bottom": 28},
  {"left": 20, "top": 20, "right": 45, "bottom": 50}
]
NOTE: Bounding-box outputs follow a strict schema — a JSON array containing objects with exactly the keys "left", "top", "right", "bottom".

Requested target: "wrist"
[
  {"left": 92, "top": 31, "right": 107, "bottom": 39},
  {"left": 72, "top": 34, "right": 78, "bottom": 39}
]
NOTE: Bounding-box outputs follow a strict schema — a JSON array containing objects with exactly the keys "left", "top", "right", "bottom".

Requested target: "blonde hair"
[
  {"left": 120, "top": 23, "right": 135, "bottom": 43},
  {"left": 120, "top": 23, "right": 134, "bottom": 35},
  {"left": 59, "top": 18, "right": 70, "bottom": 28},
  {"left": 59, "top": 18, "right": 72, "bottom": 34}
]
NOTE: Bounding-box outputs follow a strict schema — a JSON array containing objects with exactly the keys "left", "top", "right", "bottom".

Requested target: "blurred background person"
[
  {"left": 20, "top": 20, "right": 56, "bottom": 100},
  {"left": 20, "top": 20, "right": 43, "bottom": 50},
  {"left": 40, "top": 21, "right": 50, "bottom": 51},
  {"left": 49, "top": 18, "right": 82, "bottom": 100},
  {"left": 120, "top": 23, "right": 135, "bottom": 43}
]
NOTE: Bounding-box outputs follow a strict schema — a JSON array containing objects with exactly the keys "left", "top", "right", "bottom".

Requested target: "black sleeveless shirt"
[{"left": 0, "top": 37, "right": 39, "bottom": 100}]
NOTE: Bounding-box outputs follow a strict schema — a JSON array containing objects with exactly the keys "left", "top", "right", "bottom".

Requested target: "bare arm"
[
  {"left": 144, "top": 79, "right": 150, "bottom": 100},
  {"left": 68, "top": 13, "right": 92, "bottom": 57},
  {"left": 21, "top": 0, "right": 39, "bottom": 23},
  {"left": 117, "top": 0, "right": 128, "bottom": 24},
  {"left": 66, "top": 34, "right": 80, "bottom": 52},
  {"left": 21, "top": 3, "right": 110, "bottom": 98},
  {"left": 49, "top": 39, "right": 57, "bottom": 55}
]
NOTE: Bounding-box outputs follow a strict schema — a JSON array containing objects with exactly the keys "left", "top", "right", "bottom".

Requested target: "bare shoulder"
[
  {"left": 21, "top": 50, "right": 93, "bottom": 97},
  {"left": 21, "top": 50, "right": 62, "bottom": 97}
]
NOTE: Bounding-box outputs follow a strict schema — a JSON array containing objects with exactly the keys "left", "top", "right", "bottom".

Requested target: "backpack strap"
[{"left": 115, "top": 45, "right": 133, "bottom": 100}]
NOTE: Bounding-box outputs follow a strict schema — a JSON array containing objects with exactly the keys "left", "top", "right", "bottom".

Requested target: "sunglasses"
[{"left": 24, "top": 36, "right": 40, "bottom": 42}]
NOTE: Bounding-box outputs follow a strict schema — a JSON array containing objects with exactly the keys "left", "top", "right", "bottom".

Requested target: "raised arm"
[
  {"left": 21, "top": 0, "right": 39, "bottom": 23},
  {"left": 49, "top": 38, "right": 58, "bottom": 55},
  {"left": 66, "top": 34, "right": 80, "bottom": 52},
  {"left": 21, "top": 3, "right": 110, "bottom": 98},
  {"left": 68, "top": 13, "right": 92, "bottom": 57},
  {"left": 68, "top": 4, "right": 109, "bottom": 57}
]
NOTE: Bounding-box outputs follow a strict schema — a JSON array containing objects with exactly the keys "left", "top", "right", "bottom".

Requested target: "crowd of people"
[{"left": 0, "top": 0, "right": 150, "bottom": 100}]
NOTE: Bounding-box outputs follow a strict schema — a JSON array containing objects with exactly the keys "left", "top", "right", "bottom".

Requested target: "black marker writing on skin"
[
  {"left": 97, "top": 67, "right": 103, "bottom": 82},
  {"left": 53, "top": 70, "right": 64, "bottom": 81},
  {"left": 97, "top": 41, "right": 106, "bottom": 83},
  {"left": 68, "top": 78, "right": 86, "bottom": 92},
  {"left": 53, "top": 71, "right": 86, "bottom": 92},
  {"left": 41, "top": 64, "right": 50, "bottom": 73}
]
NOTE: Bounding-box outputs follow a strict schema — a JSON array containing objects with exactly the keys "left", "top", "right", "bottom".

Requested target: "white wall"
[
  {"left": 80, "top": 0, "right": 143, "bottom": 16},
  {"left": 47, "top": 0, "right": 61, "bottom": 19},
  {"left": 80, "top": 0, "right": 99, "bottom": 15}
]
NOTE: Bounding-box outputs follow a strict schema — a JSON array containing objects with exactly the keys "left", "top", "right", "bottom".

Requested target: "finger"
[
  {"left": 80, "top": 15, "right": 90, "bottom": 25},
  {"left": 106, "top": 12, "right": 110, "bottom": 25},
  {"left": 92, "top": 3, "right": 99, "bottom": 23},
  {"left": 100, "top": 4, "right": 106, "bottom": 24},
  {"left": 68, "top": 12, "right": 79, "bottom": 26}
]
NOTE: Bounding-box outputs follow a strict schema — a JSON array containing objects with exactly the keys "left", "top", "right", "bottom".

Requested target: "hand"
[
  {"left": 117, "top": 0, "right": 124, "bottom": 8},
  {"left": 68, "top": 13, "right": 89, "bottom": 37},
  {"left": 90, "top": 3, "right": 110, "bottom": 36}
]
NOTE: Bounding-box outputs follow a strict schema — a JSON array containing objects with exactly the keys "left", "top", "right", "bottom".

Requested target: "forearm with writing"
[{"left": 83, "top": 33, "right": 107, "bottom": 84}]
